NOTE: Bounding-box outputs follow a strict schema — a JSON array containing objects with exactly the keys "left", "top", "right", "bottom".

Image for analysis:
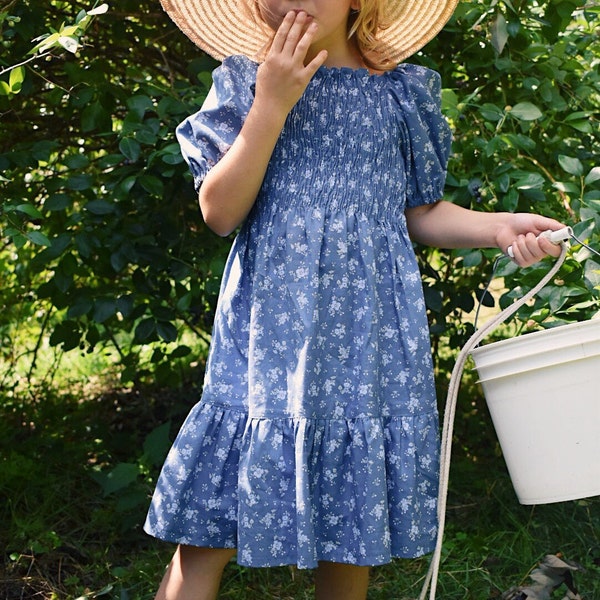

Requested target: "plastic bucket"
[{"left": 470, "top": 318, "right": 600, "bottom": 505}]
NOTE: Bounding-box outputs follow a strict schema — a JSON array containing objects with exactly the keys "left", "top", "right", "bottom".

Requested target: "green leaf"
[
  {"left": 127, "top": 94, "right": 154, "bottom": 119},
  {"left": 9, "top": 66, "right": 25, "bottom": 93},
  {"left": 81, "top": 101, "right": 111, "bottom": 133},
  {"left": 502, "top": 188, "right": 519, "bottom": 212},
  {"left": 117, "top": 295, "right": 135, "bottom": 318},
  {"left": 64, "top": 153, "right": 90, "bottom": 169},
  {"left": 67, "top": 174, "right": 93, "bottom": 190},
  {"left": 564, "top": 112, "right": 593, "bottom": 133},
  {"left": 75, "top": 9, "right": 88, "bottom": 24},
  {"left": 93, "top": 298, "right": 116, "bottom": 323},
  {"left": 49, "top": 320, "right": 81, "bottom": 350},
  {"left": 67, "top": 296, "right": 94, "bottom": 318},
  {"left": 110, "top": 251, "right": 128, "bottom": 272},
  {"left": 156, "top": 321, "right": 178, "bottom": 343},
  {"left": 423, "top": 286, "right": 443, "bottom": 312},
  {"left": 479, "top": 103, "right": 504, "bottom": 122},
  {"left": 509, "top": 102, "right": 543, "bottom": 121},
  {"left": 516, "top": 173, "right": 545, "bottom": 190},
  {"left": 135, "top": 128, "right": 158, "bottom": 145},
  {"left": 171, "top": 345, "right": 192, "bottom": 358},
  {"left": 53, "top": 269, "right": 73, "bottom": 293},
  {"left": 59, "top": 24, "right": 80, "bottom": 37},
  {"left": 31, "top": 31, "right": 60, "bottom": 54},
  {"left": 558, "top": 155, "right": 584, "bottom": 176},
  {"left": 139, "top": 174, "right": 164, "bottom": 196},
  {"left": 10, "top": 233, "right": 28, "bottom": 249},
  {"left": 16, "top": 203, "right": 43, "bottom": 219},
  {"left": 93, "top": 463, "right": 140, "bottom": 496},
  {"left": 491, "top": 13, "right": 509, "bottom": 55},
  {"left": 176, "top": 292, "right": 192, "bottom": 312},
  {"left": 85, "top": 200, "right": 115, "bottom": 215},
  {"left": 119, "top": 137, "right": 141, "bottom": 162},
  {"left": 552, "top": 181, "right": 579, "bottom": 195},
  {"left": 135, "top": 318, "right": 156, "bottom": 342},
  {"left": 584, "top": 167, "right": 600, "bottom": 185},
  {"left": 565, "top": 119, "right": 592, "bottom": 133},
  {"left": 25, "top": 231, "right": 52, "bottom": 247},
  {"left": 44, "top": 194, "right": 71, "bottom": 211},
  {"left": 142, "top": 422, "right": 172, "bottom": 467},
  {"left": 462, "top": 250, "right": 483, "bottom": 267}
]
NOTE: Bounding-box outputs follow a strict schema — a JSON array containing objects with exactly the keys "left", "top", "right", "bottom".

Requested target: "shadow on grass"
[{"left": 1, "top": 381, "right": 598, "bottom": 599}]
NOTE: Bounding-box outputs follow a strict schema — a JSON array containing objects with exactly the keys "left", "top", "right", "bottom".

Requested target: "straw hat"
[{"left": 160, "top": 0, "right": 460, "bottom": 64}]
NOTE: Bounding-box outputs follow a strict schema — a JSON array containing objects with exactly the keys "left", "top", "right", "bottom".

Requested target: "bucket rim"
[
  {"left": 474, "top": 351, "right": 600, "bottom": 384},
  {"left": 471, "top": 317, "right": 600, "bottom": 361},
  {"left": 472, "top": 345, "right": 600, "bottom": 380}
]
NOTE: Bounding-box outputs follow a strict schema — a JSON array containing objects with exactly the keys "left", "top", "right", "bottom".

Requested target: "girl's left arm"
[{"left": 405, "top": 200, "right": 566, "bottom": 267}]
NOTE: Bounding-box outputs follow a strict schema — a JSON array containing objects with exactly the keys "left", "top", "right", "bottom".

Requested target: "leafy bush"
[
  {"left": 1, "top": 0, "right": 226, "bottom": 387},
  {"left": 1, "top": 0, "right": 598, "bottom": 392},
  {"left": 422, "top": 0, "right": 599, "bottom": 361}
]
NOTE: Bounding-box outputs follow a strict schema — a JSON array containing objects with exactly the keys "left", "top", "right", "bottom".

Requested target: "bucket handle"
[{"left": 419, "top": 243, "right": 569, "bottom": 600}]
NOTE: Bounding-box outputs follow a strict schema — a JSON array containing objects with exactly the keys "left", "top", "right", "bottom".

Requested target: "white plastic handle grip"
[{"left": 507, "top": 226, "right": 573, "bottom": 259}]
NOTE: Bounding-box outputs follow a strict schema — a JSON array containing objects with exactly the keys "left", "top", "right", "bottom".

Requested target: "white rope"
[{"left": 418, "top": 243, "right": 568, "bottom": 600}]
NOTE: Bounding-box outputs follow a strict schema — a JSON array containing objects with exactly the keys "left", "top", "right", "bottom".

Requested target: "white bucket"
[{"left": 471, "top": 318, "right": 600, "bottom": 505}]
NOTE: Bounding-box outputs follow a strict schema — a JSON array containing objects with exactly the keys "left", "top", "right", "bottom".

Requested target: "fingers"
[
  {"left": 510, "top": 232, "right": 562, "bottom": 267},
  {"left": 531, "top": 215, "right": 565, "bottom": 235},
  {"left": 304, "top": 48, "right": 329, "bottom": 76},
  {"left": 256, "top": 10, "right": 326, "bottom": 112},
  {"left": 271, "top": 10, "right": 315, "bottom": 57}
]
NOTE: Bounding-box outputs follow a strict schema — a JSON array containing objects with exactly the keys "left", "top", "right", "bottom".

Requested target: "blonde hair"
[{"left": 348, "top": 0, "right": 396, "bottom": 71}]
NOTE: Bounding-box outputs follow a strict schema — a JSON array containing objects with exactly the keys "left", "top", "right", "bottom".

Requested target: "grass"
[{"left": 1, "top": 350, "right": 599, "bottom": 599}]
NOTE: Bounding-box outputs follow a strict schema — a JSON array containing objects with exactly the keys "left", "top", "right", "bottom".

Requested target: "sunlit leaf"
[
  {"left": 58, "top": 35, "right": 80, "bottom": 53},
  {"left": 9, "top": 66, "right": 24, "bottom": 93},
  {"left": 558, "top": 155, "right": 584, "bottom": 176},
  {"left": 491, "top": 12, "right": 509, "bottom": 55},
  {"left": 510, "top": 102, "right": 543, "bottom": 121},
  {"left": 584, "top": 167, "right": 600, "bottom": 185},
  {"left": 88, "top": 3, "right": 109, "bottom": 15}
]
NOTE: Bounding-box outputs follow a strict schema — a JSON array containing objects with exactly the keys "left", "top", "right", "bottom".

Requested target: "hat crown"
[{"left": 160, "top": 0, "right": 459, "bottom": 64}]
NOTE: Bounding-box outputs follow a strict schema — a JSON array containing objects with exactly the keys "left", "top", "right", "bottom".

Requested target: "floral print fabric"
[{"left": 144, "top": 55, "right": 451, "bottom": 568}]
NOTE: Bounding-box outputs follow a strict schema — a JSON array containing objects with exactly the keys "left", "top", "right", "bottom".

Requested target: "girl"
[{"left": 146, "top": 1, "right": 565, "bottom": 598}]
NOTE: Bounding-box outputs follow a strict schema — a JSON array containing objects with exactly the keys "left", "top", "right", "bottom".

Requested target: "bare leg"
[
  {"left": 314, "top": 561, "right": 369, "bottom": 600},
  {"left": 155, "top": 545, "right": 236, "bottom": 600}
]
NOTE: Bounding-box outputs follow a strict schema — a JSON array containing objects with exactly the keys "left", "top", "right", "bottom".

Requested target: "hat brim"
[{"left": 160, "top": 0, "right": 459, "bottom": 64}]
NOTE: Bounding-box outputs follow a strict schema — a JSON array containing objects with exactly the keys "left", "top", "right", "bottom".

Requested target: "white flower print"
[{"left": 145, "top": 55, "right": 448, "bottom": 570}]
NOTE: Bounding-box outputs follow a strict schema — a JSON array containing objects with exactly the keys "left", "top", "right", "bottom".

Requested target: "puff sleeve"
[
  {"left": 390, "top": 64, "right": 452, "bottom": 208},
  {"left": 176, "top": 55, "right": 258, "bottom": 191}
]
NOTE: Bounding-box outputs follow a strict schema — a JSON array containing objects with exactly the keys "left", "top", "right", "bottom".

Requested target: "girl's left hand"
[{"left": 497, "top": 213, "right": 566, "bottom": 267}]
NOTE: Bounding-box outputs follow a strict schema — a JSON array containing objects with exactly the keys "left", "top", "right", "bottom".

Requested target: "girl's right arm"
[{"left": 199, "top": 11, "right": 328, "bottom": 236}]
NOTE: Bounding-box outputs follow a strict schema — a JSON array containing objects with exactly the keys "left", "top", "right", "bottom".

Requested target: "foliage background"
[{"left": 1, "top": 0, "right": 599, "bottom": 598}]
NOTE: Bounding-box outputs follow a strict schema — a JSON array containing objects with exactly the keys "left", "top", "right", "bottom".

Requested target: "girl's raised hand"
[{"left": 255, "top": 11, "right": 328, "bottom": 117}]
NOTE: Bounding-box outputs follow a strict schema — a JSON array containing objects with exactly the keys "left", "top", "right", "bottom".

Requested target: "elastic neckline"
[{"left": 314, "top": 64, "right": 400, "bottom": 80}]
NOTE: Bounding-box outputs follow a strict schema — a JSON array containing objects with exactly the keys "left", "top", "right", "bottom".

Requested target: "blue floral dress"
[{"left": 144, "top": 55, "right": 451, "bottom": 569}]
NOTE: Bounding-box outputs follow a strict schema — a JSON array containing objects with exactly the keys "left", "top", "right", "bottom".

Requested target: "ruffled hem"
[{"left": 144, "top": 401, "right": 439, "bottom": 568}]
